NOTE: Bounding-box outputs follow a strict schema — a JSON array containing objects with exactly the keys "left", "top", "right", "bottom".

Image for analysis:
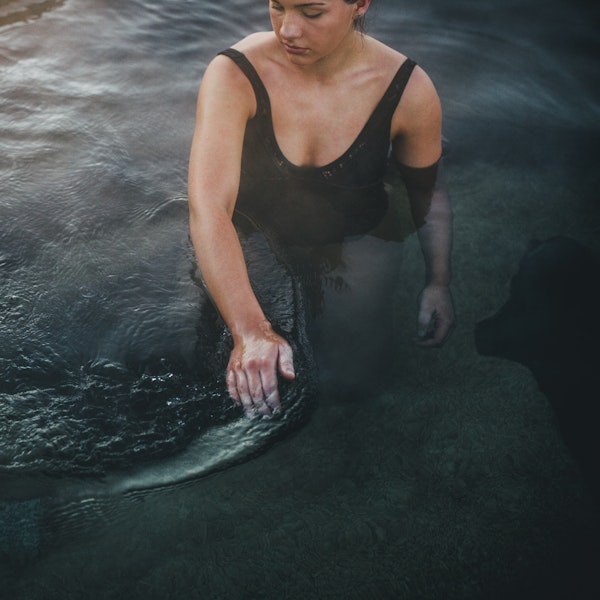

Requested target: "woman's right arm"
[{"left": 188, "top": 55, "right": 295, "bottom": 417}]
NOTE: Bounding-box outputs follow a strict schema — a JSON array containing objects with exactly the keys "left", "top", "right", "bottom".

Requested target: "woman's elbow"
[{"left": 188, "top": 193, "right": 235, "bottom": 237}]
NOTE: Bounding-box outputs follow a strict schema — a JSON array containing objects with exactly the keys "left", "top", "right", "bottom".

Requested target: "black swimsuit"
[{"left": 218, "top": 48, "right": 416, "bottom": 246}]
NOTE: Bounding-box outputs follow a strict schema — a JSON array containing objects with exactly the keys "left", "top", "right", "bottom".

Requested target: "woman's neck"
[{"left": 278, "top": 31, "right": 368, "bottom": 84}]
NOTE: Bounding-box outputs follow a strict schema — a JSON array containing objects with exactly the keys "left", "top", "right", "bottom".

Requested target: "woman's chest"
[{"left": 266, "top": 73, "right": 392, "bottom": 169}]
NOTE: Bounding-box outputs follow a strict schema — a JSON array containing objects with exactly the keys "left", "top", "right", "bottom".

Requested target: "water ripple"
[{"left": 1, "top": 0, "right": 598, "bottom": 503}]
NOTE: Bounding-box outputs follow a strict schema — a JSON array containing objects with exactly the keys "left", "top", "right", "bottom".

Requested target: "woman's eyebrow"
[{"left": 273, "top": 1, "right": 328, "bottom": 8}]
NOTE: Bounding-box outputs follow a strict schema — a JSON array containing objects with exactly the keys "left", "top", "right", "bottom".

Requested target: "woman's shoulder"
[
  {"left": 206, "top": 32, "right": 276, "bottom": 71},
  {"left": 364, "top": 36, "right": 409, "bottom": 70},
  {"left": 364, "top": 37, "right": 437, "bottom": 104},
  {"left": 204, "top": 32, "right": 273, "bottom": 84},
  {"left": 199, "top": 39, "right": 270, "bottom": 119},
  {"left": 232, "top": 31, "right": 277, "bottom": 54},
  {"left": 203, "top": 32, "right": 279, "bottom": 77}
]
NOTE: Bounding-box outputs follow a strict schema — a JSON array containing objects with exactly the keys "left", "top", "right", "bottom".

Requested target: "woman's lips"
[{"left": 283, "top": 43, "right": 308, "bottom": 55}]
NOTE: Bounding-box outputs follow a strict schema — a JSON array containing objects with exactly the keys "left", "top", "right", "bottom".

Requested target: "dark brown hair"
[{"left": 344, "top": 0, "right": 367, "bottom": 33}]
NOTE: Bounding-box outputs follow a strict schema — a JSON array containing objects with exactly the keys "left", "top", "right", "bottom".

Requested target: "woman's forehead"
[{"left": 271, "top": 1, "right": 336, "bottom": 7}]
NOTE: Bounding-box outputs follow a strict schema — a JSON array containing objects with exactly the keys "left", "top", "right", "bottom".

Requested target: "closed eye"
[{"left": 270, "top": 3, "right": 324, "bottom": 19}]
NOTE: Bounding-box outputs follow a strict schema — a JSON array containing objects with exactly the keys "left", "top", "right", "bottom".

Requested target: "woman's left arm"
[{"left": 391, "top": 65, "right": 455, "bottom": 346}]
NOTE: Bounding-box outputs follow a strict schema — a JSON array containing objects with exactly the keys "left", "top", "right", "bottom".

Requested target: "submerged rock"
[{"left": 475, "top": 236, "right": 600, "bottom": 500}]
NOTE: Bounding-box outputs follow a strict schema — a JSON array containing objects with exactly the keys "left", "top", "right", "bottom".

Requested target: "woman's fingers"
[
  {"left": 261, "top": 371, "right": 281, "bottom": 415},
  {"left": 227, "top": 334, "right": 293, "bottom": 417},
  {"left": 230, "top": 368, "right": 256, "bottom": 416},
  {"left": 415, "top": 284, "right": 455, "bottom": 347},
  {"left": 415, "top": 312, "right": 453, "bottom": 347},
  {"left": 226, "top": 369, "right": 241, "bottom": 406},
  {"left": 277, "top": 342, "right": 296, "bottom": 380},
  {"left": 247, "top": 367, "right": 272, "bottom": 416}
]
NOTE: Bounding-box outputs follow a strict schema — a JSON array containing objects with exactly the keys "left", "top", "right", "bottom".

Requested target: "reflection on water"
[
  {"left": 1, "top": 0, "right": 599, "bottom": 596},
  {"left": 0, "top": 0, "right": 64, "bottom": 28}
]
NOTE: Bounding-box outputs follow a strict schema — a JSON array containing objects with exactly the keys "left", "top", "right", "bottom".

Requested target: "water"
[
  {"left": 1, "top": 0, "right": 318, "bottom": 494},
  {"left": 1, "top": 0, "right": 599, "bottom": 598}
]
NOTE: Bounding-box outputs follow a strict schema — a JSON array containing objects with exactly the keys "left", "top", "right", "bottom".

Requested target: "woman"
[{"left": 188, "top": 0, "right": 454, "bottom": 417}]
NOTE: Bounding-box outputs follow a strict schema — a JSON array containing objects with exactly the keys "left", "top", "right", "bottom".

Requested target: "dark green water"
[{"left": 1, "top": 0, "right": 599, "bottom": 598}]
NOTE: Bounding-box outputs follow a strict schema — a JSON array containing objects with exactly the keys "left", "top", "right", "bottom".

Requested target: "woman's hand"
[
  {"left": 226, "top": 321, "right": 295, "bottom": 418},
  {"left": 415, "top": 283, "right": 455, "bottom": 347}
]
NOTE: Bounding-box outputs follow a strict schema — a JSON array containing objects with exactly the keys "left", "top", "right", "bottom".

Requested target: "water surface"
[{"left": 1, "top": 0, "right": 599, "bottom": 598}]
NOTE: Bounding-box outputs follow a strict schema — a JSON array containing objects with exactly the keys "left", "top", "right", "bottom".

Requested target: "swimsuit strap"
[
  {"left": 217, "top": 48, "right": 416, "bottom": 183},
  {"left": 217, "top": 48, "right": 416, "bottom": 137},
  {"left": 217, "top": 48, "right": 271, "bottom": 121},
  {"left": 369, "top": 58, "right": 417, "bottom": 130}
]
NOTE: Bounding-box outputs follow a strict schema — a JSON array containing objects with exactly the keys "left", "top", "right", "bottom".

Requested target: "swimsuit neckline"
[{"left": 222, "top": 48, "right": 412, "bottom": 175}]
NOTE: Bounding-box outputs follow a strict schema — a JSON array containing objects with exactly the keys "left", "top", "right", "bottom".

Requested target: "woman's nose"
[{"left": 279, "top": 13, "right": 302, "bottom": 40}]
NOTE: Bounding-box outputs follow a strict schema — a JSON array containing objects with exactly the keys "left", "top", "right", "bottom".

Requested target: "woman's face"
[{"left": 269, "top": 1, "right": 367, "bottom": 65}]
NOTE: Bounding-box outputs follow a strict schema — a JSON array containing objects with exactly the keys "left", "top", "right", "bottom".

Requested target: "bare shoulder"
[
  {"left": 365, "top": 36, "right": 439, "bottom": 110},
  {"left": 197, "top": 32, "right": 278, "bottom": 119},
  {"left": 363, "top": 36, "right": 408, "bottom": 74},
  {"left": 234, "top": 31, "right": 285, "bottom": 72},
  {"left": 390, "top": 58, "right": 443, "bottom": 167},
  {"left": 199, "top": 52, "right": 256, "bottom": 120},
  {"left": 232, "top": 31, "right": 276, "bottom": 54},
  {"left": 391, "top": 62, "right": 441, "bottom": 136},
  {"left": 402, "top": 64, "right": 441, "bottom": 115}
]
